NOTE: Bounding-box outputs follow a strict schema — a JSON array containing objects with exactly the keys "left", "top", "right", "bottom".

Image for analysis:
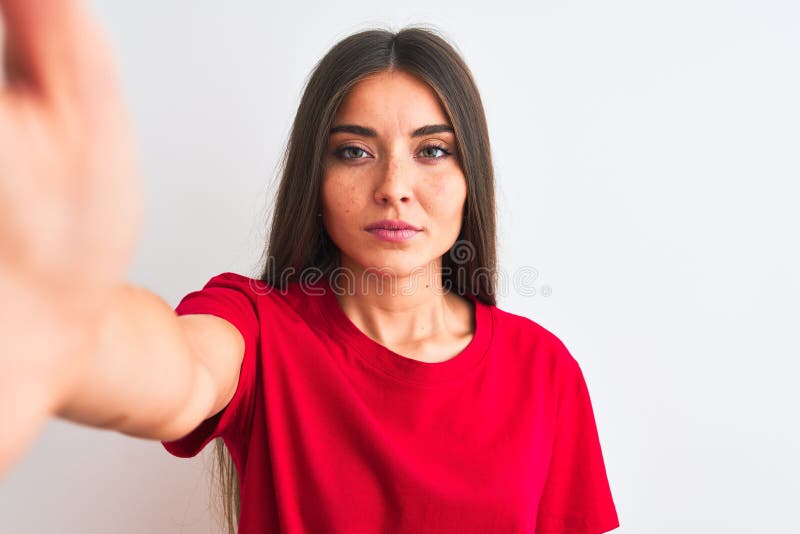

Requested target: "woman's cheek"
[{"left": 430, "top": 171, "right": 467, "bottom": 207}]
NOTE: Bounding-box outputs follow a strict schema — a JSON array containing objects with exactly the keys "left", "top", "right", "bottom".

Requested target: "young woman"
[{"left": 0, "top": 1, "right": 620, "bottom": 533}]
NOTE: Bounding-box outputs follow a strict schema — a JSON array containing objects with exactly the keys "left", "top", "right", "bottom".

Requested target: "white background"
[{"left": 1, "top": 0, "right": 798, "bottom": 532}]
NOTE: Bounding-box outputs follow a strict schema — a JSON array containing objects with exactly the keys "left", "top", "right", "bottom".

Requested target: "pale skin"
[{"left": 0, "top": 0, "right": 473, "bottom": 476}]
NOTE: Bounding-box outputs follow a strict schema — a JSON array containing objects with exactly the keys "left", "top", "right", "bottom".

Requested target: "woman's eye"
[
  {"left": 335, "top": 144, "right": 452, "bottom": 161},
  {"left": 418, "top": 145, "right": 451, "bottom": 159},
  {"left": 337, "top": 146, "right": 370, "bottom": 160}
]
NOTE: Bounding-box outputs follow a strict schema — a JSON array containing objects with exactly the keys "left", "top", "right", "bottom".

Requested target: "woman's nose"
[{"left": 373, "top": 153, "right": 413, "bottom": 206}]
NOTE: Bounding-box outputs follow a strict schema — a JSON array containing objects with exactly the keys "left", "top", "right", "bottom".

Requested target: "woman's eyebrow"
[
  {"left": 329, "top": 124, "right": 454, "bottom": 137},
  {"left": 412, "top": 124, "right": 454, "bottom": 137}
]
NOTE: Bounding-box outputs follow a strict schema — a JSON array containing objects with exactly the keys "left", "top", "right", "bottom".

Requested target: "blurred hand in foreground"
[{"left": 0, "top": 0, "right": 141, "bottom": 474}]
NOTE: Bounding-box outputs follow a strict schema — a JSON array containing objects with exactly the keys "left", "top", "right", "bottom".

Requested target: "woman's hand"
[
  {"left": 0, "top": 0, "right": 141, "bottom": 474},
  {"left": 0, "top": 0, "right": 140, "bottom": 315}
]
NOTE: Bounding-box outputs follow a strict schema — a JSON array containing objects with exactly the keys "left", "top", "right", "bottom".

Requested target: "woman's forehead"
[{"left": 332, "top": 71, "right": 451, "bottom": 132}]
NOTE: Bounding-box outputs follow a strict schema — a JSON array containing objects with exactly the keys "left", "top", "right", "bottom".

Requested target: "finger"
[{"left": 0, "top": 0, "right": 114, "bottom": 102}]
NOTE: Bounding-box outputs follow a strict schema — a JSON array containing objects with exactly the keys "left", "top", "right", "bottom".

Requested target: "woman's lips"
[{"left": 366, "top": 228, "right": 420, "bottom": 242}]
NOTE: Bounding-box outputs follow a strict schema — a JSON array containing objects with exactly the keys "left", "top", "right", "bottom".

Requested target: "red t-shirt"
[{"left": 162, "top": 272, "right": 619, "bottom": 533}]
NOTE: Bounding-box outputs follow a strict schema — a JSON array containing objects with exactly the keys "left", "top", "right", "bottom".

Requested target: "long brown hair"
[{"left": 212, "top": 24, "right": 498, "bottom": 533}]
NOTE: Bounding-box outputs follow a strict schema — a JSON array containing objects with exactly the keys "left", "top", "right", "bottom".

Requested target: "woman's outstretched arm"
[
  {"left": 0, "top": 274, "right": 246, "bottom": 475},
  {"left": 55, "top": 284, "right": 245, "bottom": 443},
  {"left": 0, "top": 0, "right": 244, "bottom": 475}
]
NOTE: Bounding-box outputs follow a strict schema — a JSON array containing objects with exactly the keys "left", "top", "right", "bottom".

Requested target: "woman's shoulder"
[
  {"left": 177, "top": 271, "right": 322, "bottom": 333},
  {"left": 195, "top": 271, "right": 306, "bottom": 301},
  {"left": 489, "top": 301, "right": 579, "bottom": 372},
  {"left": 199, "top": 271, "right": 334, "bottom": 320},
  {"left": 490, "top": 302, "right": 564, "bottom": 346}
]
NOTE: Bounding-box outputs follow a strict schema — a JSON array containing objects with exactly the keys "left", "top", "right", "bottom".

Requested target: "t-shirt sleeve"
[
  {"left": 536, "top": 354, "right": 620, "bottom": 534},
  {"left": 160, "top": 272, "right": 261, "bottom": 458}
]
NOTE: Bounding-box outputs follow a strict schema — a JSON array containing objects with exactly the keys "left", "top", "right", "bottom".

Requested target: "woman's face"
[{"left": 321, "top": 70, "right": 467, "bottom": 282}]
